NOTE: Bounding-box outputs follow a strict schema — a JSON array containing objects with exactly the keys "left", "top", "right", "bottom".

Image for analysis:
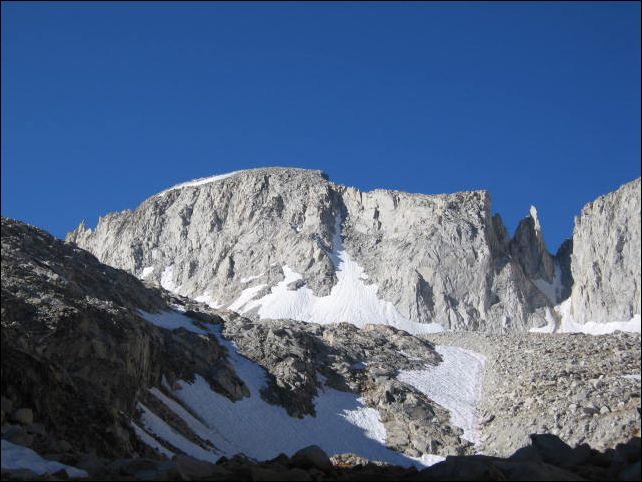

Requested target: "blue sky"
[{"left": 2, "top": 2, "right": 640, "bottom": 251}]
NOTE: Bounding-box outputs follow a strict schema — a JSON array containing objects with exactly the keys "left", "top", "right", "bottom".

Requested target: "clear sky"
[{"left": 2, "top": 2, "right": 640, "bottom": 251}]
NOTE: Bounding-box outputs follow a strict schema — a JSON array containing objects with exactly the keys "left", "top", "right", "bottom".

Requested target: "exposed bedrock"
[
  {"left": 65, "top": 167, "right": 631, "bottom": 333},
  {"left": 1, "top": 217, "right": 247, "bottom": 459},
  {"left": 569, "top": 178, "right": 641, "bottom": 324}
]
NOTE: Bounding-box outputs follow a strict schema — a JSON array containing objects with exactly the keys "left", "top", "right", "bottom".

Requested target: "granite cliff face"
[
  {"left": 68, "top": 169, "right": 340, "bottom": 304},
  {"left": 339, "top": 187, "right": 552, "bottom": 331},
  {"left": 568, "top": 178, "right": 641, "bottom": 325},
  {"left": 67, "top": 167, "right": 576, "bottom": 333}
]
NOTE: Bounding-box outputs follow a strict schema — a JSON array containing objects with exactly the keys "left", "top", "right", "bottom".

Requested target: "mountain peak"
[{"left": 156, "top": 167, "right": 330, "bottom": 197}]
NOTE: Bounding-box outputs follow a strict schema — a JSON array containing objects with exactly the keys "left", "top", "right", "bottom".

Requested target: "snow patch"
[
  {"left": 156, "top": 171, "right": 242, "bottom": 197},
  {"left": 1, "top": 440, "right": 88, "bottom": 478},
  {"left": 131, "top": 421, "right": 175, "bottom": 459},
  {"left": 160, "top": 265, "right": 180, "bottom": 293},
  {"left": 138, "top": 403, "right": 217, "bottom": 461},
  {"left": 227, "top": 284, "right": 267, "bottom": 312},
  {"left": 530, "top": 299, "right": 641, "bottom": 335},
  {"left": 557, "top": 313, "right": 641, "bottom": 335},
  {"left": 398, "top": 346, "right": 486, "bottom": 444},
  {"left": 241, "top": 272, "right": 264, "bottom": 283},
  {"left": 194, "top": 292, "right": 223, "bottom": 309},
  {"left": 140, "top": 266, "right": 154, "bottom": 280},
  {"left": 138, "top": 309, "right": 209, "bottom": 335},
  {"left": 170, "top": 303, "right": 188, "bottom": 312},
  {"left": 410, "top": 453, "right": 446, "bottom": 466}
]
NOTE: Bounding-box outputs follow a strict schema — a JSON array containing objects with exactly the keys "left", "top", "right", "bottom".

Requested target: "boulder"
[
  {"left": 25, "top": 423, "right": 46, "bottom": 436},
  {"left": 173, "top": 454, "right": 230, "bottom": 480},
  {"left": 11, "top": 408, "right": 33, "bottom": 425},
  {"left": 529, "top": 434, "right": 575, "bottom": 465},
  {"left": 291, "top": 445, "right": 333, "bottom": 473},
  {"left": 494, "top": 460, "right": 585, "bottom": 481},
  {"left": 250, "top": 466, "right": 312, "bottom": 481}
]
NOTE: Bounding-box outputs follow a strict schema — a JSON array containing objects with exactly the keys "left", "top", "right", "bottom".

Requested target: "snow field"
[{"left": 138, "top": 309, "right": 210, "bottom": 334}]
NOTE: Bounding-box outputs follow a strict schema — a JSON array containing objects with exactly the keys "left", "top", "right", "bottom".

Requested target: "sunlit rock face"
[
  {"left": 68, "top": 168, "right": 640, "bottom": 333},
  {"left": 569, "top": 177, "right": 641, "bottom": 324}
]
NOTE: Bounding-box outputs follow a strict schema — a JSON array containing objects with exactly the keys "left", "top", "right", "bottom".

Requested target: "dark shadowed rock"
[
  {"left": 11, "top": 408, "right": 33, "bottom": 425},
  {"left": 618, "top": 460, "right": 641, "bottom": 481},
  {"left": 1, "top": 217, "right": 245, "bottom": 459},
  {"left": 291, "top": 445, "right": 333, "bottom": 473},
  {"left": 173, "top": 454, "right": 229, "bottom": 480}
]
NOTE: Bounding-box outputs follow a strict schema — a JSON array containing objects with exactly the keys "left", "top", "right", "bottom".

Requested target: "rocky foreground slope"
[
  {"left": 3, "top": 436, "right": 641, "bottom": 481},
  {"left": 1, "top": 217, "right": 248, "bottom": 459}
]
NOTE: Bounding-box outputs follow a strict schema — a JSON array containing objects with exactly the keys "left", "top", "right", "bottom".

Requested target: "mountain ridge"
[{"left": 66, "top": 168, "right": 640, "bottom": 334}]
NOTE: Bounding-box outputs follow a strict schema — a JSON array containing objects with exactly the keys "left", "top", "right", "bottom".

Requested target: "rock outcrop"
[
  {"left": 1, "top": 217, "right": 246, "bottom": 459},
  {"left": 510, "top": 206, "right": 556, "bottom": 287},
  {"left": 569, "top": 178, "right": 641, "bottom": 324},
  {"left": 67, "top": 168, "right": 339, "bottom": 301},
  {"left": 339, "top": 186, "right": 552, "bottom": 331},
  {"left": 67, "top": 167, "right": 568, "bottom": 332}
]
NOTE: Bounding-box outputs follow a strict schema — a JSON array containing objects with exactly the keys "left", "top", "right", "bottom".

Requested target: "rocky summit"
[{"left": 2, "top": 169, "right": 641, "bottom": 481}]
